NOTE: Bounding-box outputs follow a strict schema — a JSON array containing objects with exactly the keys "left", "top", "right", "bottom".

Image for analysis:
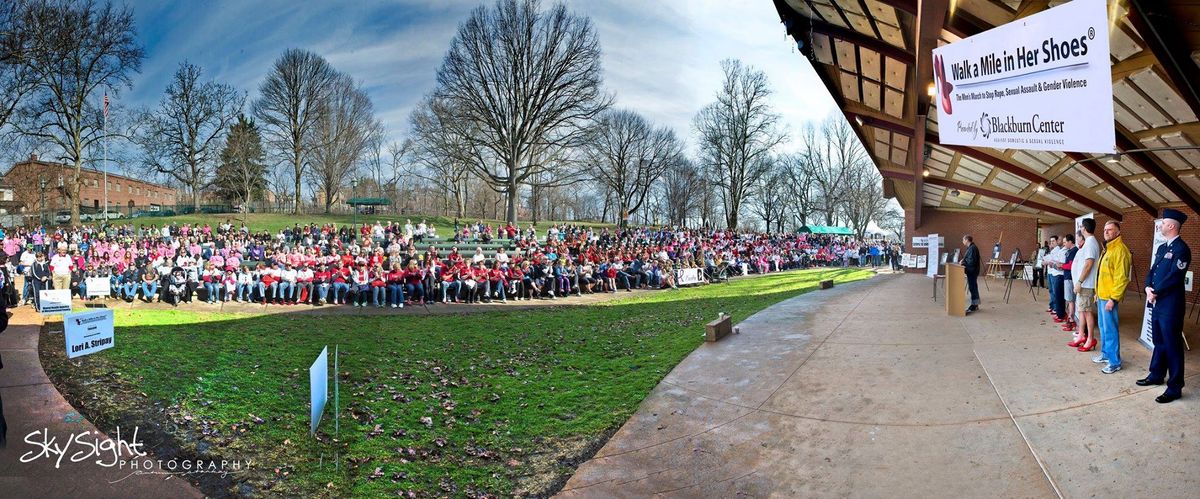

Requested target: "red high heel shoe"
[
  {"left": 1053, "top": 316, "right": 1066, "bottom": 323},
  {"left": 1061, "top": 322, "right": 1077, "bottom": 331},
  {"left": 1068, "top": 336, "right": 1086, "bottom": 348},
  {"left": 1077, "top": 338, "right": 1097, "bottom": 352}
]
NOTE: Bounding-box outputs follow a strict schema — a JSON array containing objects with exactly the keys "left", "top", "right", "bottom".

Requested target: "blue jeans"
[
  {"left": 332, "top": 283, "right": 349, "bottom": 303},
  {"left": 236, "top": 283, "right": 250, "bottom": 301},
  {"left": 141, "top": 282, "right": 158, "bottom": 301},
  {"left": 122, "top": 282, "right": 137, "bottom": 300},
  {"left": 22, "top": 278, "right": 34, "bottom": 303},
  {"left": 372, "top": 285, "right": 385, "bottom": 306},
  {"left": 276, "top": 281, "right": 292, "bottom": 301},
  {"left": 405, "top": 283, "right": 423, "bottom": 303},
  {"left": 387, "top": 284, "right": 404, "bottom": 306},
  {"left": 1048, "top": 274, "right": 1064, "bottom": 318},
  {"left": 316, "top": 283, "right": 329, "bottom": 303},
  {"left": 1098, "top": 299, "right": 1121, "bottom": 368},
  {"left": 204, "top": 282, "right": 220, "bottom": 302}
]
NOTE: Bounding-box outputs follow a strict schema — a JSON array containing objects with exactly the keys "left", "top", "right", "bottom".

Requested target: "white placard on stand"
[{"left": 926, "top": 233, "right": 939, "bottom": 278}]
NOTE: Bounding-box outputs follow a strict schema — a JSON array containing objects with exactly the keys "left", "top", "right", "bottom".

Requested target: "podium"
[{"left": 945, "top": 263, "right": 966, "bottom": 317}]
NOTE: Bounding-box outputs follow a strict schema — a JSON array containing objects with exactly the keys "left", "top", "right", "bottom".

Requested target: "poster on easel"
[{"left": 1139, "top": 218, "right": 1168, "bottom": 350}]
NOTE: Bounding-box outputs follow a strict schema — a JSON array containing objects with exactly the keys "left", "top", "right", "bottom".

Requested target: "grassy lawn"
[
  {"left": 86, "top": 212, "right": 614, "bottom": 234},
  {"left": 41, "top": 268, "right": 873, "bottom": 497}
]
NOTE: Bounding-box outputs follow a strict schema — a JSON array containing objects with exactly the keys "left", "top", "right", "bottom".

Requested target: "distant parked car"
[
  {"left": 96, "top": 210, "right": 124, "bottom": 220},
  {"left": 53, "top": 211, "right": 71, "bottom": 224}
]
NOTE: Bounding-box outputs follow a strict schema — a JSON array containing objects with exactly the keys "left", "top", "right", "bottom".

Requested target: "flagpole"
[{"left": 103, "top": 90, "right": 108, "bottom": 220}]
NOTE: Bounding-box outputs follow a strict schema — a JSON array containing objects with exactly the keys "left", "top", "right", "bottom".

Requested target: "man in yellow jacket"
[{"left": 1095, "top": 220, "right": 1132, "bottom": 373}]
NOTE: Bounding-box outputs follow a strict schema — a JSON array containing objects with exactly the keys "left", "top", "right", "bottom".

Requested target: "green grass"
[
  {"left": 90, "top": 212, "right": 614, "bottom": 234},
  {"left": 42, "top": 268, "right": 873, "bottom": 497}
]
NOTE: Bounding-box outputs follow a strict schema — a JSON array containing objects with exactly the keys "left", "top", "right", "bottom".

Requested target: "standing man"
[
  {"left": 1095, "top": 220, "right": 1131, "bottom": 374},
  {"left": 49, "top": 243, "right": 73, "bottom": 293},
  {"left": 1139, "top": 209, "right": 1190, "bottom": 403},
  {"left": 961, "top": 235, "right": 981, "bottom": 314},
  {"left": 1073, "top": 219, "right": 1100, "bottom": 351},
  {"left": 1045, "top": 235, "right": 1064, "bottom": 322}
]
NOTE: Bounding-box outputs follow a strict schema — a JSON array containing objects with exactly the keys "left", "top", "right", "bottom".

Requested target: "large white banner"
[
  {"left": 931, "top": 0, "right": 1114, "bottom": 153},
  {"left": 1139, "top": 219, "right": 1169, "bottom": 350}
]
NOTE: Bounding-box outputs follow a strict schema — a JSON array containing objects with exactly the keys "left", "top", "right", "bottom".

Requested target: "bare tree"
[
  {"left": 0, "top": 0, "right": 41, "bottom": 132},
  {"left": 797, "top": 115, "right": 867, "bottom": 226},
  {"left": 254, "top": 48, "right": 337, "bottom": 214},
  {"left": 214, "top": 114, "right": 267, "bottom": 211},
  {"left": 751, "top": 157, "right": 789, "bottom": 233},
  {"left": 584, "top": 109, "right": 680, "bottom": 227},
  {"left": 306, "top": 73, "right": 381, "bottom": 213},
  {"left": 135, "top": 61, "right": 244, "bottom": 209},
  {"left": 781, "top": 152, "right": 818, "bottom": 228},
  {"left": 433, "top": 0, "right": 611, "bottom": 224},
  {"left": 660, "top": 158, "right": 704, "bottom": 227},
  {"left": 839, "top": 159, "right": 889, "bottom": 240},
  {"left": 364, "top": 139, "right": 410, "bottom": 204},
  {"left": 693, "top": 59, "right": 785, "bottom": 230},
  {"left": 10, "top": 0, "right": 143, "bottom": 225},
  {"left": 409, "top": 95, "right": 473, "bottom": 219}
]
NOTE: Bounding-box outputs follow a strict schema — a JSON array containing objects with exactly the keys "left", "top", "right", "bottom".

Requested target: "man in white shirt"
[
  {"left": 279, "top": 263, "right": 299, "bottom": 304},
  {"left": 1073, "top": 220, "right": 1101, "bottom": 349},
  {"left": 49, "top": 245, "right": 73, "bottom": 291},
  {"left": 1043, "top": 235, "right": 1066, "bottom": 321}
]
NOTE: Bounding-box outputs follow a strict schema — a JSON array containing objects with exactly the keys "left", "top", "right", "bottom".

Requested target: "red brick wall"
[
  {"left": 917, "top": 207, "right": 1200, "bottom": 297},
  {"left": 904, "top": 208, "right": 1038, "bottom": 272}
]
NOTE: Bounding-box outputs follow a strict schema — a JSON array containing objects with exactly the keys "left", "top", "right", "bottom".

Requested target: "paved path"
[
  {"left": 0, "top": 308, "right": 201, "bottom": 499},
  {"left": 559, "top": 274, "right": 1200, "bottom": 497}
]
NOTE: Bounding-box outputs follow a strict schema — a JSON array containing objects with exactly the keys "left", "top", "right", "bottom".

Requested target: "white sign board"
[
  {"left": 916, "top": 256, "right": 927, "bottom": 269},
  {"left": 310, "top": 346, "right": 328, "bottom": 435},
  {"left": 38, "top": 289, "right": 72, "bottom": 314},
  {"left": 931, "top": 0, "right": 1115, "bottom": 153},
  {"left": 902, "top": 253, "right": 914, "bottom": 268},
  {"left": 926, "top": 233, "right": 940, "bottom": 278},
  {"left": 85, "top": 277, "right": 110, "bottom": 298},
  {"left": 63, "top": 309, "right": 114, "bottom": 359},
  {"left": 676, "top": 268, "right": 704, "bottom": 286},
  {"left": 1140, "top": 219, "right": 1169, "bottom": 351},
  {"left": 1187, "top": 271, "right": 1193, "bottom": 292}
]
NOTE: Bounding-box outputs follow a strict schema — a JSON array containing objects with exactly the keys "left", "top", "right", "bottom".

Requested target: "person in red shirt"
[
  {"left": 386, "top": 263, "right": 405, "bottom": 308},
  {"left": 488, "top": 263, "right": 507, "bottom": 303},
  {"left": 403, "top": 261, "right": 424, "bottom": 304},
  {"left": 507, "top": 263, "right": 525, "bottom": 300},
  {"left": 440, "top": 261, "right": 460, "bottom": 303},
  {"left": 331, "top": 263, "right": 350, "bottom": 304},
  {"left": 370, "top": 264, "right": 387, "bottom": 307},
  {"left": 313, "top": 264, "right": 331, "bottom": 305}
]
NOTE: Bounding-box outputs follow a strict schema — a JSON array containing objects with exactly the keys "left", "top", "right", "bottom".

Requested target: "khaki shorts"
[{"left": 1077, "top": 287, "right": 1096, "bottom": 312}]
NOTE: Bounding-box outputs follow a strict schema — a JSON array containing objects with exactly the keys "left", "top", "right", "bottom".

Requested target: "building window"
[{"left": 115, "top": 183, "right": 121, "bottom": 192}]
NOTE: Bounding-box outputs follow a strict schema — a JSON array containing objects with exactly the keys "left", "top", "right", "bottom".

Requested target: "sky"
[{"left": 111, "top": 0, "right": 838, "bottom": 161}]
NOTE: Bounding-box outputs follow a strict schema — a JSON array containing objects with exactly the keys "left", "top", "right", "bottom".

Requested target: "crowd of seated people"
[{"left": 0, "top": 219, "right": 894, "bottom": 309}]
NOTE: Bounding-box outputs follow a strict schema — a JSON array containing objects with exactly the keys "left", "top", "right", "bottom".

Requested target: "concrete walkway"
[
  {"left": 0, "top": 308, "right": 201, "bottom": 498},
  {"left": 559, "top": 273, "right": 1199, "bottom": 497}
]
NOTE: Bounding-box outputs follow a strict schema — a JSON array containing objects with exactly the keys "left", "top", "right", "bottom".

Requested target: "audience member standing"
[
  {"left": 1072, "top": 220, "right": 1100, "bottom": 352},
  {"left": 961, "top": 235, "right": 981, "bottom": 314},
  {"left": 1095, "top": 221, "right": 1131, "bottom": 374},
  {"left": 1139, "top": 209, "right": 1190, "bottom": 403}
]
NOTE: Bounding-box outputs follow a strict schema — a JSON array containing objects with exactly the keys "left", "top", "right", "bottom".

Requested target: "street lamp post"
[
  {"left": 350, "top": 178, "right": 359, "bottom": 233},
  {"left": 39, "top": 178, "right": 48, "bottom": 226}
]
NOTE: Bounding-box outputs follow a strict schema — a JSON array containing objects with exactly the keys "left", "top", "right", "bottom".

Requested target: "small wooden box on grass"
[
  {"left": 706, "top": 315, "right": 732, "bottom": 342},
  {"left": 819, "top": 279, "right": 834, "bottom": 290}
]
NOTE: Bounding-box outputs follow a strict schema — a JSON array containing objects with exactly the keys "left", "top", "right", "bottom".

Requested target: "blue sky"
[{"left": 112, "top": 0, "right": 836, "bottom": 162}]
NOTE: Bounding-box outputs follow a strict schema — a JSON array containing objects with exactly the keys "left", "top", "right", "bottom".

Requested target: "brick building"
[{"left": 3, "top": 154, "right": 178, "bottom": 215}]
